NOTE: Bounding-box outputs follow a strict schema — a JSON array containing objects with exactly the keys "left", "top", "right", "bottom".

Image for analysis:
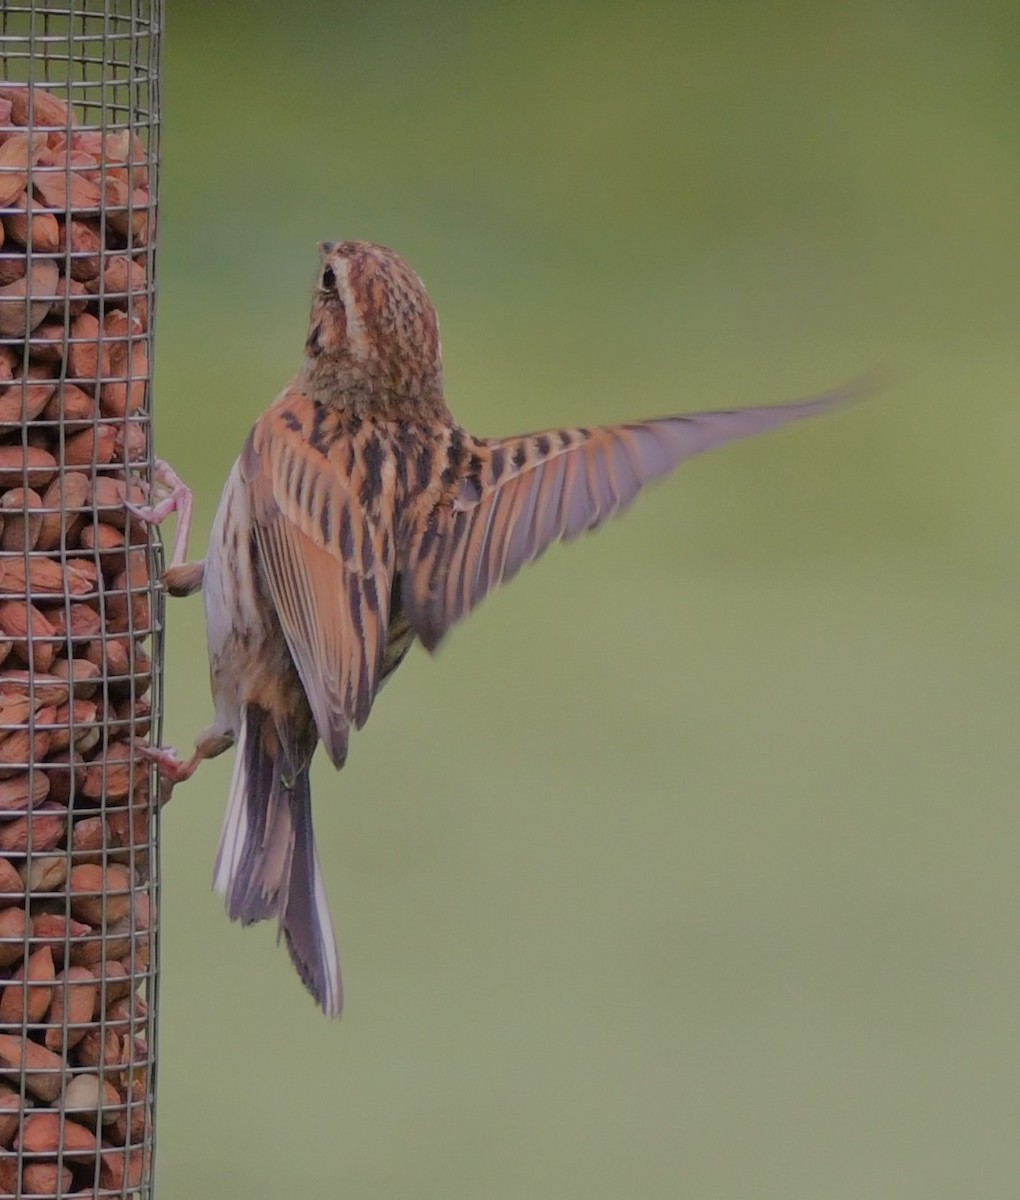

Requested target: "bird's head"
[{"left": 304, "top": 240, "right": 445, "bottom": 416}]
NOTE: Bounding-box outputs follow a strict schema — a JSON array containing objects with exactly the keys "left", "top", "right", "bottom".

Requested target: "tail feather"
[
  {"left": 213, "top": 716, "right": 251, "bottom": 898},
  {"left": 213, "top": 705, "right": 342, "bottom": 1015},
  {"left": 282, "top": 791, "right": 342, "bottom": 1016}
]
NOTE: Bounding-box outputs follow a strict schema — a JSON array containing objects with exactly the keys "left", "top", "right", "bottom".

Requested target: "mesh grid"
[{"left": 0, "top": 3, "right": 162, "bottom": 1197}]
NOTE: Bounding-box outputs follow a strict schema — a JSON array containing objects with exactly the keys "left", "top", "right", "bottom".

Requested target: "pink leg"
[
  {"left": 124, "top": 459, "right": 195, "bottom": 570},
  {"left": 139, "top": 744, "right": 203, "bottom": 805},
  {"left": 142, "top": 726, "right": 233, "bottom": 805}
]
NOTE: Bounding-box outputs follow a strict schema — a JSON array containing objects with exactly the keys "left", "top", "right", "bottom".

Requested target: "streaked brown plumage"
[{"left": 142, "top": 240, "right": 857, "bottom": 1015}]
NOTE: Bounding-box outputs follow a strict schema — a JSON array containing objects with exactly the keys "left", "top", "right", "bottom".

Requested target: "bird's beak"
[{"left": 318, "top": 241, "right": 337, "bottom": 258}]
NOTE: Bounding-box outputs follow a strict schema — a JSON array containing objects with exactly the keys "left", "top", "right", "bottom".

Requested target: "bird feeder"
[{"left": 0, "top": 2, "right": 162, "bottom": 1195}]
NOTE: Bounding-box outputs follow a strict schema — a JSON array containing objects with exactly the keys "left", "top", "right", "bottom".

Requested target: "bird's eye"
[{"left": 320, "top": 266, "right": 336, "bottom": 290}]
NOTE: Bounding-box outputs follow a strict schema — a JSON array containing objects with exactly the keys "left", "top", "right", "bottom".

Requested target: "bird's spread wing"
[
  {"left": 243, "top": 389, "right": 396, "bottom": 766},
  {"left": 402, "top": 390, "right": 855, "bottom": 650}
]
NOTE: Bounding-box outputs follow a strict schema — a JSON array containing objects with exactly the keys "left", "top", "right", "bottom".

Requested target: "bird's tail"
[{"left": 213, "top": 704, "right": 342, "bottom": 1016}]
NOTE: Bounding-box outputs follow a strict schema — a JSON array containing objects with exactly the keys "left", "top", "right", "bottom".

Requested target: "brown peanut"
[
  {"left": 104, "top": 342, "right": 149, "bottom": 418},
  {"left": 107, "top": 806, "right": 150, "bottom": 857},
  {"left": 72, "top": 1024, "right": 121, "bottom": 1072},
  {"left": 0, "top": 905, "right": 27, "bottom": 966},
  {"left": 48, "top": 655, "right": 101, "bottom": 696},
  {"left": 49, "top": 270, "right": 89, "bottom": 316},
  {"left": 57, "top": 217, "right": 102, "bottom": 281},
  {"left": 0, "top": 1082, "right": 21, "bottom": 1148},
  {"left": 0, "top": 443, "right": 57, "bottom": 488},
  {"left": 0, "top": 599, "right": 57, "bottom": 671},
  {"left": 44, "top": 964, "right": 97, "bottom": 1049},
  {"left": 0, "top": 723, "right": 54, "bottom": 780},
  {"left": 0, "top": 672, "right": 68, "bottom": 705},
  {"left": 37, "top": 749, "right": 83, "bottom": 806},
  {"left": 0, "top": 944, "right": 55, "bottom": 1023},
  {"left": 100, "top": 1145, "right": 146, "bottom": 1190},
  {"left": 0, "top": 251, "right": 25, "bottom": 287},
  {"left": 104, "top": 175, "right": 149, "bottom": 241},
  {"left": 2, "top": 189, "right": 60, "bottom": 252},
  {"left": 105, "top": 554, "right": 151, "bottom": 633},
  {"left": 0, "top": 1032, "right": 65, "bottom": 1101},
  {"left": 103, "top": 129, "right": 150, "bottom": 188},
  {"left": 70, "top": 813, "right": 104, "bottom": 859},
  {"left": 87, "top": 255, "right": 148, "bottom": 326},
  {"left": 30, "top": 912, "right": 91, "bottom": 964},
  {"left": 0, "top": 856, "right": 23, "bottom": 903},
  {"left": 32, "top": 163, "right": 102, "bottom": 212},
  {"left": 0, "top": 799, "right": 65, "bottom": 852},
  {"left": 94, "top": 959, "right": 133, "bottom": 1003},
  {"left": 40, "top": 601, "right": 100, "bottom": 640},
  {"left": 0, "top": 132, "right": 44, "bottom": 206},
  {"left": 0, "top": 487, "right": 43, "bottom": 551},
  {"left": 25, "top": 318, "right": 66, "bottom": 363},
  {"left": 39, "top": 379, "right": 96, "bottom": 429},
  {"left": 64, "top": 422, "right": 118, "bottom": 467},
  {"left": 0, "top": 256, "right": 59, "bottom": 336},
  {"left": 36, "top": 470, "right": 90, "bottom": 550},
  {"left": 82, "top": 742, "right": 147, "bottom": 801},
  {"left": 45, "top": 698, "right": 98, "bottom": 754},
  {"left": 19, "top": 853, "right": 67, "bottom": 893},
  {"left": 22, "top": 1161, "right": 74, "bottom": 1194},
  {"left": 69, "top": 863, "right": 133, "bottom": 924},
  {"left": 0, "top": 370, "right": 56, "bottom": 422},
  {"left": 115, "top": 419, "right": 149, "bottom": 462},
  {"left": 0, "top": 769, "right": 49, "bottom": 814},
  {"left": 66, "top": 310, "right": 109, "bottom": 387},
  {"left": 84, "top": 635, "right": 131, "bottom": 680},
  {"left": 6, "top": 86, "right": 71, "bottom": 130},
  {"left": 17, "top": 1111, "right": 98, "bottom": 1158},
  {"left": 80, "top": 519, "right": 126, "bottom": 554}
]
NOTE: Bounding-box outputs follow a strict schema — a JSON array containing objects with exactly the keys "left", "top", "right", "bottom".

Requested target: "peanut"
[
  {"left": 2, "top": 189, "right": 60, "bottom": 252},
  {"left": 0, "top": 1032, "right": 65, "bottom": 1102},
  {"left": 44, "top": 964, "right": 98, "bottom": 1049},
  {"left": 0, "top": 256, "right": 59, "bottom": 336},
  {"left": 0, "top": 132, "right": 44, "bottom": 206},
  {"left": 0, "top": 944, "right": 55, "bottom": 1023},
  {"left": 6, "top": 87, "right": 72, "bottom": 129},
  {"left": 0, "top": 905, "right": 28, "bottom": 966},
  {"left": 17, "top": 1111, "right": 98, "bottom": 1158}
]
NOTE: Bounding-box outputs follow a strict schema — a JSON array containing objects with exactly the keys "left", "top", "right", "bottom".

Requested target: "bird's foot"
[
  {"left": 124, "top": 459, "right": 194, "bottom": 570},
  {"left": 140, "top": 743, "right": 202, "bottom": 804}
]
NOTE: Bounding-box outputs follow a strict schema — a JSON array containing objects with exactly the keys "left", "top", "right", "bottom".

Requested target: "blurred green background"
[{"left": 153, "top": 2, "right": 1017, "bottom": 1196}]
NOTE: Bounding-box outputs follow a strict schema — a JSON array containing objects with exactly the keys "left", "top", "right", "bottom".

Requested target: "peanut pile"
[{"left": 0, "top": 83, "right": 156, "bottom": 1196}]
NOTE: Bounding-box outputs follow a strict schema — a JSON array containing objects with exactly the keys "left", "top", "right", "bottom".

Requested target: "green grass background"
[{"left": 153, "top": 2, "right": 1017, "bottom": 1196}]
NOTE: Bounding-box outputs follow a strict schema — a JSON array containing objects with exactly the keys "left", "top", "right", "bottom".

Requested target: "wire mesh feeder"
[{"left": 0, "top": 3, "right": 163, "bottom": 1197}]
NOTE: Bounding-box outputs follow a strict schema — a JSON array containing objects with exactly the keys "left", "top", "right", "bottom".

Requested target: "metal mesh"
[{"left": 0, "top": 3, "right": 162, "bottom": 1197}]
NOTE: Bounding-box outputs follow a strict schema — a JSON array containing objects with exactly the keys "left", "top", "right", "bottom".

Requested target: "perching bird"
[{"left": 137, "top": 239, "right": 859, "bottom": 1016}]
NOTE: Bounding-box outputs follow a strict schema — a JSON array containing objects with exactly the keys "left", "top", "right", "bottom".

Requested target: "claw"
[
  {"left": 140, "top": 743, "right": 203, "bottom": 803},
  {"left": 124, "top": 459, "right": 194, "bottom": 570}
]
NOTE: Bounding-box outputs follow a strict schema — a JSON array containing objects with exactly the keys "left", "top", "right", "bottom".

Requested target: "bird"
[{"left": 134, "top": 239, "right": 860, "bottom": 1016}]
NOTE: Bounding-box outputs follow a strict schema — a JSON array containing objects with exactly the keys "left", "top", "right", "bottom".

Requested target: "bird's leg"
[
  {"left": 124, "top": 458, "right": 196, "bottom": 572},
  {"left": 143, "top": 726, "right": 235, "bottom": 806},
  {"left": 140, "top": 745, "right": 204, "bottom": 805}
]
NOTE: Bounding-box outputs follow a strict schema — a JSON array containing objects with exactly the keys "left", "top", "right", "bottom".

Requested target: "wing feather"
[
  {"left": 402, "top": 389, "right": 856, "bottom": 649},
  {"left": 244, "top": 391, "right": 397, "bottom": 765}
]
